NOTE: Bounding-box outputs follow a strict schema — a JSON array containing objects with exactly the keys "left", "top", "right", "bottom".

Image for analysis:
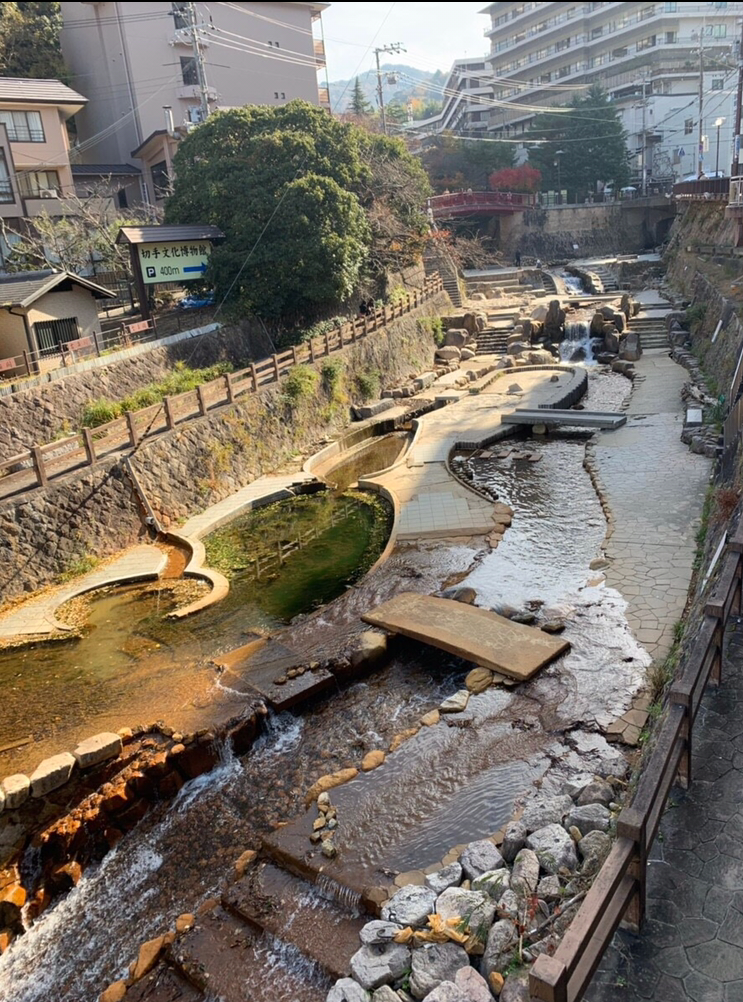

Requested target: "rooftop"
[
  {"left": 0, "top": 78, "right": 87, "bottom": 112},
  {"left": 71, "top": 163, "right": 141, "bottom": 176},
  {"left": 116, "top": 225, "right": 226, "bottom": 246},
  {"left": 0, "top": 270, "right": 115, "bottom": 308}
]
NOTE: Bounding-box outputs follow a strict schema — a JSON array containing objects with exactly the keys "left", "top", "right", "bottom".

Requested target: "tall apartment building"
[
  {"left": 483, "top": 1, "right": 743, "bottom": 183},
  {"left": 60, "top": 2, "right": 329, "bottom": 204}
]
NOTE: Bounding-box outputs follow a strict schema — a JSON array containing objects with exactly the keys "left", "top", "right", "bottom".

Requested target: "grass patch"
[
  {"left": 356, "top": 368, "right": 381, "bottom": 402},
  {"left": 81, "top": 361, "right": 233, "bottom": 428},
  {"left": 321, "top": 357, "right": 344, "bottom": 395},
  {"left": 283, "top": 364, "right": 319, "bottom": 404},
  {"left": 57, "top": 553, "right": 100, "bottom": 584},
  {"left": 418, "top": 316, "right": 446, "bottom": 348},
  {"left": 693, "top": 485, "right": 716, "bottom": 571},
  {"left": 685, "top": 303, "right": 707, "bottom": 332}
]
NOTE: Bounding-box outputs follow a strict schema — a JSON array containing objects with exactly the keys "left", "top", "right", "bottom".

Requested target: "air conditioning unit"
[{"left": 39, "top": 190, "right": 59, "bottom": 199}]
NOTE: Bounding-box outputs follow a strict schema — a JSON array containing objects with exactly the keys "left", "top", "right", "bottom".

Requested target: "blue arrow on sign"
[{"left": 184, "top": 263, "right": 207, "bottom": 274}]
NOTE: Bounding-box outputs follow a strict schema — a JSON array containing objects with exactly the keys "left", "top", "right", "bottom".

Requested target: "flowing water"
[{"left": 560, "top": 320, "right": 597, "bottom": 365}]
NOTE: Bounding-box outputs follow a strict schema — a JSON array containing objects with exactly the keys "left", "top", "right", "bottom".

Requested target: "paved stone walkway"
[
  {"left": 0, "top": 545, "right": 167, "bottom": 639},
  {"left": 593, "top": 348, "right": 712, "bottom": 660},
  {"left": 587, "top": 620, "right": 743, "bottom": 1002},
  {"left": 369, "top": 365, "right": 582, "bottom": 541}
]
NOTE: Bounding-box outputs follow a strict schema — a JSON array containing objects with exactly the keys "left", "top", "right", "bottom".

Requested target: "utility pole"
[
  {"left": 186, "top": 1, "right": 211, "bottom": 123},
  {"left": 733, "top": 19, "right": 743, "bottom": 178},
  {"left": 374, "top": 43, "right": 406, "bottom": 135},
  {"left": 698, "top": 27, "right": 705, "bottom": 177},
  {"left": 641, "top": 77, "right": 648, "bottom": 197}
]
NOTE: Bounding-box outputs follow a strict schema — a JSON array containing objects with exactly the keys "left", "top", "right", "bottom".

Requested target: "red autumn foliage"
[{"left": 489, "top": 165, "right": 542, "bottom": 193}]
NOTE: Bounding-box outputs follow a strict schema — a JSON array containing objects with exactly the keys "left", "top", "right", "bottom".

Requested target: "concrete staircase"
[
  {"left": 476, "top": 327, "right": 511, "bottom": 355},
  {"left": 628, "top": 316, "right": 669, "bottom": 350},
  {"left": 590, "top": 265, "right": 620, "bottom": 293},
  {"left": 424, "top": 244, "right": 463, "bottom": 307}
]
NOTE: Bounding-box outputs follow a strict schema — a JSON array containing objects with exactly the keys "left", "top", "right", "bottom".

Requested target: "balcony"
[
  {"left": 314, "top": 38, "right": 326, "bottom": 66},
  {"left": 318, "top": 86, "right": 330, "bottom": 109},
  {"left": 176, "top": 84, "right": 218, "bottom": 102}
]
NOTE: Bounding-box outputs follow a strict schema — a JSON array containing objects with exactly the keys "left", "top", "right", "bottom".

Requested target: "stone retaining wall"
[
  {"left": 0, "top": 323, "right": 261, "bottom": 461},
  {"left": 0, "top": 295, "right": 449, "bottom": 598}
]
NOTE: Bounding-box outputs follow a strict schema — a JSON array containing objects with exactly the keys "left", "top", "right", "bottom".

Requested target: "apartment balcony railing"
[
  {"left": 318, "top": 86, "right": 330, "bottom": 108},
  {"left": 314, "top": 38, "right": 326, "bottom": 65}
]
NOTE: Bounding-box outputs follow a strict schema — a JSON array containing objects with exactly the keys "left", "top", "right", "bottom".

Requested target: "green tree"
[
  {"left": 348, "top": 76, "right": 372, "bottom": 117},
  {"left": 527, "top": 85, "right": 631, "bottom": 200},
  {"left": 422, "top": 133, "right": 514, "bottom": 192},
  {"left": 166, "top": 101, "right": 429, "bottom": 320},
  {"left": 0, "top": 2, "right": 66, "bottom": 80}
]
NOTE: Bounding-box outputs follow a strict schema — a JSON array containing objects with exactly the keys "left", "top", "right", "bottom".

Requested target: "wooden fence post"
[
  {"left": 126, "top": 411, "right": 139, "bottom": 448},
  {"left": 164, "top": 397, "right": 176, "bottom": 430},
  {"left": 225, "top": 372, "right": 235, "bottom": 404},
  {"left": 292, "top": 345, "right": 299, "bottom": 365},
  {"left": 308, "top": 339, "right": 316, "bottom": 363},
  {"left": 273, "top": 354, "right": 280, "bottom": 381},
  {"left": 197, "top": 384, "right": 208, "bottom": 416},
  {"left": 406, "top": 292, "right": 412, "bottom": 312},
  {"left": 325, "top": 332, "right": 331, "bottom": 356},
  {"left": 251, "top": 363, "right": 258, "bottom": 391},
  {"left": 382, "top": 305, "right": 388, "bottom": 326},
  {"left": 82, "top": 429, "right": 96, "bottom": 467},
  {"left": 31, "top": 446, "right": 48, "bottom": 488},
  {"left": 529, "top": 956, "right": 569, "bottom": 1002},
  {"left": 617, "top": 807, "right": 647, "bottom": 934},
  {"left": 351, "top": 321, "right": 357, "bottom": 343},
  {"left": 363, "top": 315, "right": 368, "bottom": 338},
  {"left": 711, "top": 619, "right": 724, "bottom": 686}
]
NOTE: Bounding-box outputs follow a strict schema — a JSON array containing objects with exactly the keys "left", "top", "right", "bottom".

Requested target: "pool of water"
[
  {"left": 318, "top": 432, "right": 410, "bottom": 492},
  {"left": 0, "top": 492, "right": 392, "bottom": 772}
]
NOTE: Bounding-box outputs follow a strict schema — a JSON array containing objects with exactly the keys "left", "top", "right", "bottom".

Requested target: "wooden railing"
[
  {"left": 245, "top": 499, "right": 356, "bottom": 582},
  {"left": 0, "top": 277, "right": 444, "bottom": 501},
  {"left": 530, "top": 521, "right": 743, "bottom": 1002}
]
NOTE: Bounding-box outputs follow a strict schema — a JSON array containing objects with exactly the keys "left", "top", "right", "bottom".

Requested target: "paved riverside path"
[
  {"left": 0, "top": 545, "right": 167, "bottom": 639},
  {"left": 592, "top": 347, "right": 712, "bottom": 660},
  {"left": 586, "top": 621, "right": 743, "bottom": 1002}
]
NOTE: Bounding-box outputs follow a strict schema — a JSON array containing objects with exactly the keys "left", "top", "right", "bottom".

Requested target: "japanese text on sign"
[{"left": 138, "top": 241, "right": 212, "bottom": 284}]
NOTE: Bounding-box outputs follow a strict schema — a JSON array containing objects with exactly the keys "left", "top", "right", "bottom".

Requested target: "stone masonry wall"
[
  {"left": 132, "top": 294, "right": 449, "bottom": 527},
  {"left": 0, "top": 324, "right": 260, "bottom": 461},
  {"left": 0, "top": 294, "right": 448, "bottom": 596},
  {"left": 501, "top": 203, "right": 637, "bottom": 259}
]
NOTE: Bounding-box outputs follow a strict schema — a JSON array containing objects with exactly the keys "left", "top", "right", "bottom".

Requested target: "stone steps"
[
  {"left": 629, "top": 318, "right": 669, "bottom": 350},
  {"left": 475, "top": 329, "right": 510, "bottom": 355}
]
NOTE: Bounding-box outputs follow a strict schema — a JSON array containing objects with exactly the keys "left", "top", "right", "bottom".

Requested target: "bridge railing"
[
  {"left": 428, "top": 190, "right": 536, "bottom": 216},
  {"left": 529, "top": 522, "right": 743, "bottom": 1002},
  {"left": 0, "top": 276, "right": 444, "bottom": 501},
  {"left": 673, "top": 177, "right": 729, "bottom": 201}
]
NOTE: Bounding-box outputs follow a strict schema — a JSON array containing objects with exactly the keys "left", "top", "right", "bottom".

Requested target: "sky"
[{"left": 322, "top": 2, "right": 489, "bottom": 85}]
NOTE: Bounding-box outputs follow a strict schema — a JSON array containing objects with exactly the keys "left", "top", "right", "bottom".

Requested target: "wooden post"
[
  {"left": 529, "top": 956, "right": 569, "bottom": 1002},
  {"left": 197, "top": 384, "right": 208, "bottom": 416},
  {"left": 126, "top": 411, "right": 139, "bottom": 448},
  {"left": 292, "top": 345, "right": 299, "bottom": 365},
  {"left": 678, "top": 705, "right": 692, "bottom": 789},
  {"left": 711, "top": 620, "right": 724, "bottom": 686},
  {"left": 22, "top": 350, "right": 31, "bottom": 376},
  {"left": 250, "top": 363, "right": 258, "bottom": 391},
  {"left": 225, "top": 372, "right": 235, "bottom": 403},
  {"left": 325, "top": 332, "right": 331, "bottom": 356},
  {"left": 82, "top": 428, "right": 96, "bottom": 467},
  {"left": 351, "top": 321, "right": 357, "bottom": 343},
  {"left": 617, "top": 807, "right": 647, "bottom": 933},
  {"left": 406, "top": 292, "right": 412, "bottom": 312},
  {"left": 273, "top": 354, "right": 280, "bottom": 381},
  {"left": 363, "top": 315, "right": 368, "bottom": 338},
  {"left": 164, "top": 397, "right": 176, "bottom": 430},
  {"left": 308, "top": 338, "right": 315, "bottom": 363},
  {"left": 93, "top": 330, "right": 102, "bottom": 357},
  {"left": 129, "top": 242, "right": 151, "bottom": 321},
  {"left": 31, "top": 446, "right": 48, "bottom": 488}
]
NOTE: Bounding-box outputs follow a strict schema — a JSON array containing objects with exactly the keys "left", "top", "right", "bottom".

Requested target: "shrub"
[
  {"left": 284, "top": 364, "right": 319, "bottom": 402},
  {"left": 685, "top": 303, "right": 707, "bottom": 332},
  {"left": 57, "top": 553, "right": 100, "bottom": 583},
  {"left": 388, "top": 286, "right": 408, "bottom": 307},
  {"left": 356, "top": 368, "right": 381, "bottom": 401},
  {"left": 321, "top": 357, "right": 344, "bottom": 394},
  {"left": 82, "top": 398, "right": 122, "bottom": 428}
]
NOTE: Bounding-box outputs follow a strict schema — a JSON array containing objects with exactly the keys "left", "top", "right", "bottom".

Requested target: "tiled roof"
[
  {"left": 71, "top": 163, "right": 141, "bottom": 176},
  {"left": 0, "top": 78, "right": 87, "bottom": 107},
  {"left": 116, "top": 225, "right": 225, "bottom": 245},
  {"left": 0, "top": 270, "right": 115, "bottom": 307}
]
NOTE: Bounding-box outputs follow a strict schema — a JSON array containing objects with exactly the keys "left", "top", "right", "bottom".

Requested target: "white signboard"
[{"left": 138, "top": 240, "right": 211, "bottom": 284}]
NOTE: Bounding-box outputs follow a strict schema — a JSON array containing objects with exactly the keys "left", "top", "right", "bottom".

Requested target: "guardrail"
[
  {"left": 0, "top": 277, "right": 444, "bottom": 501},
  {"left": 428, "top": 191, "right": 536, "bottom": 218},
  {"left": 673, "top": 177, "right": 729, "bottom": 201},
  {"left": 529, "top": 521, "right": 743, "bottom": 1002}
]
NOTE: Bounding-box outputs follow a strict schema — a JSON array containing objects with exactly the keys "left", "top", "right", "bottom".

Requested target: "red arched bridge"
[{"left": 428, "top": 191, "right": 536, "bottom": 220}]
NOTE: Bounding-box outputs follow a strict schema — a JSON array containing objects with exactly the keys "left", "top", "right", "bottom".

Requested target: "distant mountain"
[{"left": 329, "top": 65, "right": 446, "bottom": 116}]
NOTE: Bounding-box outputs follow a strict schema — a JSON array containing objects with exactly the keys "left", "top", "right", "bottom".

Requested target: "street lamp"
[
  {"left": 554, "top": 150, "right": 565, "bottom": 204},
  {"left": 716, "top": 117, "right": 726, "bottom": 176}
]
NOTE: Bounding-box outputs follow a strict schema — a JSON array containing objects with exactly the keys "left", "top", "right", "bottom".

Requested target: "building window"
[
  {"left": 558, "top": 64, "right": 572, "bottom": 77},
  {"left": 665, "top": 31, "right": 677, "bottom": 44},
  {"left": 34, "top": 317, "right": 79, "bottom": 357},
  {"left": 171, "top": 3, "right": 188, "bottom": 29},
  {"left": 664, "top": 2, "right": 678, "bottom": 9},
  {"left": 712, "top": 78, "right": 724, "bottom": 90},
  {"left": 637, "top": 35, "right": 657, "bottom": 51},
  {"left": 151, "top": 161, "right": 171, "bottom": 200},
  {"left": 685, "top": 118, "right": 694, "bottom": 134},
  {"left": 18, "top": 170, "right": 60, "bottom": 198},
  {"left": 704, "top": 24, "right": 727, "bottom": 38},
  {"left": 591, "top": 26, "right": 604, "bottom": 38},
  {"left": 640, "top": 5, "right": 656, "bottom": 20},
  {"left": 0, "top": 110, "right": 44, "bottom": 143},
  {"left": 117, "top": 188, "right": 129, "bottom": 210},
  {"left": 0, "top": 150, "right": 13, "bottom": 203},
  {"left": 180, "top": 56, "right": 198, "bottom": 86}
]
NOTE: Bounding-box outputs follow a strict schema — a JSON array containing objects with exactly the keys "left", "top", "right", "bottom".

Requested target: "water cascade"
[{"left": 560, "top": 321, "right": 596, "bottom": 364}]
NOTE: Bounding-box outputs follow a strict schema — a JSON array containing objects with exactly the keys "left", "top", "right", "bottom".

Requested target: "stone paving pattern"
[
  {"left": 587, "top": 621, "right": 743, "bottom": 1002},
  {"left": 0, "top": 545, "right": 167, "bottom": 639},
  {"left": 593, "top": 347, "right": 712, "bottom": 660}
]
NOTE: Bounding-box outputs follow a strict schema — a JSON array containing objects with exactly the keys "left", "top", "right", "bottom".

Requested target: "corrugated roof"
[
  {"left": 0, "top": 270, "right": 115, "bottom": 307},
  {"left": 0, "top": 78, "right": 87, "bottom": 108},
  {"left": 71, "top": 163, "right": 141, "bottom": 176},
  {"left": 117, "top": 225, "right": 226, "bottom": 245}
]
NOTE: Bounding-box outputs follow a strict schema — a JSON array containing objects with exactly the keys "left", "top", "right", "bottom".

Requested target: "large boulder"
[
  {"left": 545, "top": 300, "right": 565, "bottom": 337},
  {"left": 410, "top": 943, "right": 470, "bottom": 1000},
  {"left": 531, "top": 305, "right": 549, "bottom": 323},
  {"left": 371, "top": 990, "right": 399, "bottom": 1002},
  {"left": 577, "top": 779, "right": 614, "bottom": 808},
  {"left": 507, "top": 342, "right": 529, "bottom": 357},
  {"left": 526, "top": 349, "right": 555, "bottom": 366},
  {"left": 462, "top": 312, "right": 484, "bottom": 335},
  {"left": 445, "top": 329, "right": 469, "bottom": 349},
  {"left": 501, "top": 822, "right": 527, "bottom": 864},
  {"left": 350, "top": 944, "right": 411, "bottom": 991},
  {"left": 521, "top": 796, "right": 572, "bottom": 834},
  {"left": 525, "top": 824, "right": 579, "bottom": 875},
  {"left": 461, "top": 348, "right": 477, "bottom": 361},
  {"left": 436, "top": 888, "right": 496, "bottom": 933},
  {"left": 620, "top": 333, "right": 642, "bottom": 362},
  {"left": 382, "top": 885, "right": 436, "bottom": 928},
  {"left": 460, "top": 840, "right": 505, "bottom": 880},
  {"left": 455, "top": 967, "right": 493, "bottom": 1002},
  {"left": 579, "top": 830, "right": 612, "bottom": 876},
  {"left": 426, "top": 863, "right": 463, "bottom": 896},
  {"left": 422, "top": 985, "right": 467, "bottom": 1002},
  {"left": 568, "top": 732, "right": 629, "bottom": 778},
  {"left": 612, "top": 312, "right": 626, "bottom": 334},
  {"left": 604, "top": 330, "right": 620, "bottom": 355},
  {"left": 590, "top": 312, "right": 607, "bottom": 337},
  {"left": 328, "top": 980, "right": 371, "bottom": 1002},
  {"left": 360, "top": 922, "right": 404, "bottom": 947},
  {"left": 436, "top": 346, "right": 462, "bottom": 362},
  {"left": 472, "top": 869, "right": 511, "bottom": 900},
  {"left": 482, "top": 920, "right": 517, "bottom": 979},
  {"left": 567, "top": 803, "right": 611, "bottom": 837},
  {"left": 511, "top": 849, "right": 540, "bottom": 898}
]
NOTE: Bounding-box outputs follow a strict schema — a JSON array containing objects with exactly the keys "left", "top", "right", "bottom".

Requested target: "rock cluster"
[
  {"left": 309, "top": 792, "right": 340, "bottom": 859},
  {"left": 669, "top": 321, "right": 722, "bottom": 459},
  {"left": 326, "top": 773, "right": 621, "bottom": 1002}
]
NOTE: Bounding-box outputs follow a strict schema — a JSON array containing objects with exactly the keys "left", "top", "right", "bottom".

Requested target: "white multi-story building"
[
  {"left": 483, "top": 1, "right": 743, "bottom": 183},
  {"left": 60, "top": 2, "right": 329, "bottom": 205}
]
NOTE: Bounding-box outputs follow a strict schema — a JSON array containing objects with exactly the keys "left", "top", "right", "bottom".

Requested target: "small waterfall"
[
  {"left": 560, "top": 321, "right": 595, "bottom": 365},
  {"left": 315, "top": 875, "right": 363, "bottom": 914},
  {"left": 562, "top": 272, "right": 586, "bottom": 295}
]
